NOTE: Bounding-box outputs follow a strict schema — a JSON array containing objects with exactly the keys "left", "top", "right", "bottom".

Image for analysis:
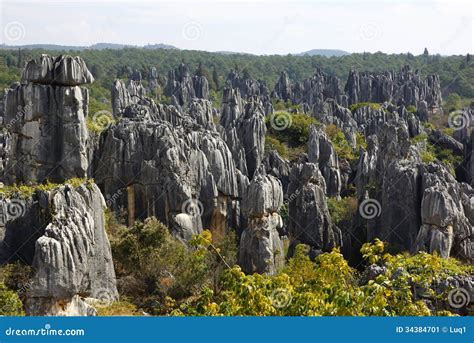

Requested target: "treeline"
[{"left": 0, "top": 48, "right": 473, "bottom": 98}]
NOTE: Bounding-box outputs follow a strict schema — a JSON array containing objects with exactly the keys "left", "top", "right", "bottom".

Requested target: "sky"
[{"left": 0, "top": 0, "right": 472, "bottom": 55}]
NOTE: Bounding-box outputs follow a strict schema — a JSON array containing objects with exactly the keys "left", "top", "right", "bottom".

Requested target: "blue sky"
[{"left": 0, "top": 0, "right": 472, "bottom": 55}]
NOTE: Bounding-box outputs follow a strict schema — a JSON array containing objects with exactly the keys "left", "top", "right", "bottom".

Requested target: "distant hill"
[
  {"left": 0, "top": 43, "right": 178, "bottom": 51},
  {"left": 298, "top": 49, "right": 350, "bottom": 57}
]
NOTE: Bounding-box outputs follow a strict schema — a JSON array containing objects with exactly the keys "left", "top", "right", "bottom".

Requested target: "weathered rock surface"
[
  {"left": 2, "top": 72, "right": 90, "bottom": 184},
  {"left": 0, "top": 183, "right": 118, "bottom": 316},
  {"left": 239, "top": 169, "right": 284, "bottom": 274},
  {"left": 308, "top": 125, "right": 342, "bottom": 197},
  {"left": 274, "top": 68, "right": 347, "bottom": 110},
  {"left": 218, "top": 87, "right": 266, "bottom": 177},
  {"left": 22, "top": 55, "right": 94, "bottom": 86},
  {"left": 164, "top": 63, "right": 209, "bottom": 106},
  {"left": 287, "top": 162, "right": 342, "bottom": 254},
  {"left": 344, "top": 65, "right": 442, "bottom": 109}
]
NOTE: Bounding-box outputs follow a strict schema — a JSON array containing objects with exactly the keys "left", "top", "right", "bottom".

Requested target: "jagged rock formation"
[
  {"left": 2, "top": 56, "right": 93, "bottom": 184},
  {"left": 308, "top": 125, "right": 342, "bottom": 197},
  {"left": 415, "top": 164, "right": 473, "bottom": 261},
  {"left": 0, "top": 183, "right": 118, "bottom": 315},
  {"left": 96, "top": 78, "right": 244, "bottom": 237},
  {"left": 2, "top": 53, "right": 472, "bottom": 318},
  {"left": 274, "top": 68, "right": 347, "bottom": 110},
  {"left": 164, "top": 63, "right": 209, "bottom": 106},
  {"left": 344, "top": 65, "right": 442, "bottom": 109},
  {"left": 287, "top": 162, "right": 342, "bottom": 256},
  {"left": 111, "top": 79, "right": 146, "bottom": 117},
  {"left": 238, "top": 168, "right": 284, "bottom": 274},
  {"left": 218, "top": 86, "right": 267, "bottom": 178},
  {"left": 226, "top": 71, "right": 269, "bottom": 98},
  {"left": 0, "top": 55, "right": 117, "bottom": 316},
  {"left": 21, "top": 55, "right": 94, "bottom": 86}
]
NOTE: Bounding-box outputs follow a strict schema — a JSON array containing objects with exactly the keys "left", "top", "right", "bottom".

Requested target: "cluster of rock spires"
[
  {"left": 0, "top": 55, "right": 117, "bottom": 315},
  {"left": 0, "top": 54, "right": 472, "bottom": 316}
]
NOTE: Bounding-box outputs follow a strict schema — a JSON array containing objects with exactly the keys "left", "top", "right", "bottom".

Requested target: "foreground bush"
[{"left": 171, "top": 240, "right": 472, "bottom": 316}]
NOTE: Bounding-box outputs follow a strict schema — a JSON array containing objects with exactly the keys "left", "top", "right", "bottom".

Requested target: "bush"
[
  {"left": 96, "top": 300, "right": 141, "bottom": 316},
  {"left": 0, "top": 178, "right": 93, "bottom": 198},
  {"left": 349, "top": 102, "right": 381, "bottom": 112},
  {"left": 406, "top": 105, "right": 417, "bottom": 113},
  {"left": 325, "top": 124, "right": 356, "bottom": 160},
  {"left": 266, "top": 112, "right": 318, "bottom": 147},
  {"left": 111, "top": 217, "right": 236, "bottom": 314},
  {"left": 173, "top": 240, "right": 472, "bottom": 316},
  {"left": 327, "top": 196, "right": 358, "bottom": 225},
  {"left": 0, "top": 282, "right": 24, "bottom": 316},
  {"left": 265, "top": 136, "right": 288, "bottom": 158}
]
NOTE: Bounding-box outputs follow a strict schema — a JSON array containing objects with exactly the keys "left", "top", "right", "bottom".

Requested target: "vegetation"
[
  {"left": 265, "top": 112, "right": 318, "bottom": 160},
  {"left": 349, "top": 102, "right": 381, "bottom": 112},
  {"left": 2, "top": 48, "right": 472, "bottom": 125},
  {"left": 0, "top": 178, "right": 94, "bottom": 198},
  {"left": 325, "top": 124, "right": 357, "bottom": 161},
  {"left": 327, "top": 196, "right": 358, "bottom": 225},
  {"left": 0, "top": 282, "right": 24, "bottom": 316},
  {"left": 95, "top": 300, "right": 141, "bottom": 316},
  {"left": 167, "top": 240, "right": 472, "bottom": 316},
  {"left": 406, "top": 105, "right": 417, "bottom": 113},
  {"left": 108, "top": 217, "right": 236, "bottom": 315}
]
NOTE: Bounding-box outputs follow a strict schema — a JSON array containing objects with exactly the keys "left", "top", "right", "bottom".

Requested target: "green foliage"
[
  {"left": 355, "top": 132, "right": 367, "bottom": 152},
  {"left": 266, "top": 112, "right": 318, "bottom": 147},
  {"left": 110, "top": 217, "right": 236, "bottom": 314},
  {"left": 265, "top": 136, "right": 288, "bottom": 158},
  {"left": 406, "top": 105, "right": 417, "bottom": 113},
  {"left": 410, "top": 133, "right": 428, "bottom": 144},
  {"left": 96, "top": 300, "right": 141, "bottom": 316},
  {"left": 325, "top": 124, "right": 356, "bottom": 161},
  {"left": 327, "top": 196, "right": 358, "bottom": 225},
  {"left": 414, "top": 139, "right": 463, "bottom": 174},
  {"left": 421, "top": 149, "right": 436, "bottom": 163},
  {"left": 349, "top": 102, "right": 381, "bottom": 112},
  {"left": 0, "top": 282, "right": 24, "bottom": 316},
  {"left": 172, "top": 240, "right": 471, "bottom": 316},
  {"left": 0, "top": 178, "right": 93, "bottom": 198},
  {"left": 443, "top": 93, "right": 461, "bottom": 112}
]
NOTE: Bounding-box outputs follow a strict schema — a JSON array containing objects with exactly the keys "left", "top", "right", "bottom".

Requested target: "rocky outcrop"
[
  {"left": 238, "top": 168, "right": 284, "bottom": 275},
  {"left": 344, "top": 65, "right": 442, "bottom": 109},
  {"left": 21, "top": 55, "right": 94, "bottom": 86},
  {"left": 94, "top": 113, "right": 242, "bottom": 238},
  {"left": 274, "top": 68, "right": 346, "bottom": 109},
  {"left": 308, "top": 125, "right": 342, "bottom": 197},
  {"left": 2, "top": 56, "right": 92, "bottom": 185},
  {"left": 226, "top": 71, "right": 269, "bottom": 98},
  {"left": 111, "top": 79, "right": 147, "bottom": 117},
  {"left": 0, "top": 182, "right": 118, "bottom": 316},
  {"left": 218, "top": 87, "right": 266, "bottom": 177},
  {"left": 415, "top": 164, "right": 473, "bottom": 261},
  {"left": 287, "top": 162, "right": 342, "bottom": 255},
  {"left": 164, "top": 63, "right": 209, "bottom": 106}
]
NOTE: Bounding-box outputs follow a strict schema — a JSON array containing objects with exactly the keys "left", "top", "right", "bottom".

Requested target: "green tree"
[{"left": 0, "top": 282, "right": 24, "bottom": 316}]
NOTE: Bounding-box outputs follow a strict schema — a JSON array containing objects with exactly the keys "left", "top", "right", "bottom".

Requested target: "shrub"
[
  {"left": 0, "top": 282, "right": 24, "bottom": 316},
  {"left": 111, "top": 217, "right": 236, "bottom": 314},
  {"left": 327, "top": 196, "right": 358, "bottom": 225},
  {"left": 0, "top": 178, "right": 93, "bottom": 198},
  {"left": 325, "top": 124, "right": 356, "bottom": 160},
  {"left": 96, "top": 300, "right": 141, "bottom": 316},
  {"left": 406, "top": 105, "right": 417, "bottom": 113},
  {"left": 265, "top": 136, "right": 288, "bottom": 158},
  {"left": 173, "top": 240, "right": 472, "bottom": 316},
  {"left": 266, "top": 112, "right": 318, "bottom": 147},
  {"left": 349, "top": 102, "right": 381, "bottom": 112}
]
